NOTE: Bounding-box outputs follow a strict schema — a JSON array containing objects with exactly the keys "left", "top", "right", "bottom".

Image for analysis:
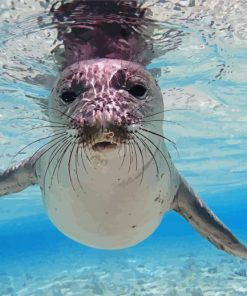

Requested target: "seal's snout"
[
  {"left": 85, "top": 118, "right": 129, "bottom": 152},
  {"left": 70, "top": 93, "right": 136, "bottom": 151},
  {"left": 71, "top": 107, "right": 131, "bottom": 152}
]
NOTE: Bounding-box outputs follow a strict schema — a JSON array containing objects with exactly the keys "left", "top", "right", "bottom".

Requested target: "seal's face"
[{"left": 49, "top": 59, "right": 164, "bottom": 157}]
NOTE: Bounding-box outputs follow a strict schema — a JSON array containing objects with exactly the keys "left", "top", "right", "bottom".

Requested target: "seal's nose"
[
  {"left": 94, "top": 108, "right": 117, "bottom": 131},
  {"left": 94, "top": 110, "right": 104, "bottom": 127}
]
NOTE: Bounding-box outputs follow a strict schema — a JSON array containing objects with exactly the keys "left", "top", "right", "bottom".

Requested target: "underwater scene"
[{"left": 0, "top": 0, "right": 247, "bottom": 295}]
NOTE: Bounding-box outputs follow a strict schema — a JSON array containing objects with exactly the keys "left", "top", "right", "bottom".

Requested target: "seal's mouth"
[
  {"left": 92, "top": 141, "right": 117, "bottom": 151},
  {"left": 91, "top": 131, "right": 118, "bottom": 152}
]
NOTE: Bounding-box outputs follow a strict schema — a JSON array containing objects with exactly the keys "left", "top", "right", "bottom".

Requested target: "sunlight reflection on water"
[{"left": 0, "top": 1, "right": 246, "bottom": 193}]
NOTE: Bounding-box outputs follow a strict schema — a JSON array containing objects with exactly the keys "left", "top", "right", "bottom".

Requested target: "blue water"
[
  {"left": 1, "top": 187, "right": 247, "bottom": 294},
  {"left": 1, "top": 1, "right": 247, "bottom": 295}
]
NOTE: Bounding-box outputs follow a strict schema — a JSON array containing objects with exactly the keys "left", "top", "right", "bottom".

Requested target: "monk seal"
[{"left": 1, "top": 0, "right": 247, "bottom": 259}]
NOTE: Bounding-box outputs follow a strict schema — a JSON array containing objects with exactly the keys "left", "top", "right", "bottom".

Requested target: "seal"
[
  {"left": 1, "top": 0, "right": 247, "bottom": 259},
  {"left": 50, "top": 0, "right": 155, "bottom": 69}
]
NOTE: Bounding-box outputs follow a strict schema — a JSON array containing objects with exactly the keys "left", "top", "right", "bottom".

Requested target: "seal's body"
[
  {"left": 37, "top": 58, "right": 179, "bottom": 249},
  {"left": 1, "top": 0, "right": 247, "bottom": 259},
  {"left": 38, "top": 110, "right": 178, "bottom": 249}
]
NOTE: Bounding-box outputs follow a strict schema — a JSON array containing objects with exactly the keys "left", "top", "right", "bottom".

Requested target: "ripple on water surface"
[{"left": 0, "top": 0, "right": 247, "bottom": 193}]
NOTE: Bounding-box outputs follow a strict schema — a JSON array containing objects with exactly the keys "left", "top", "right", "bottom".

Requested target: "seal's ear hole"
[
  {"left": 128, "top": 85, "right": 147, "bottom": 99},
  {"left": 60, "top": 91, "right": 77, "bottom": 104}
]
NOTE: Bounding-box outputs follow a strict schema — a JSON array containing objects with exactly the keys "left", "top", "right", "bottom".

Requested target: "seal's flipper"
[
  {"left": 0, "top": 158, "right": 37, "bottom": 197},
  {"left": 172, "top": 177, "right": 247, "bottom": 260}
]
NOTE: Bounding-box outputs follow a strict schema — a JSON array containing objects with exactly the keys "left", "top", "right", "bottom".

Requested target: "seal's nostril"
[
  {"left": 105, "top": 131, "right": 114, "bottom": 139},
  {"left": 107, "top": 132, "right": 114, "bottom": 138}
]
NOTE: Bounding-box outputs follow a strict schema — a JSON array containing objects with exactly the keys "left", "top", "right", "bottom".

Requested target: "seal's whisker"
[
  {"left": 50, "top": 137, "right": 71, "bottom": 188},
  {"left": 129, "top": 138, "right": 138, "bottom": 171},
  {"left": 136, "top": 131, "right": 171, "bottom": 177},
  {"left": 128, "top": 99, "right": 148, "bottom": 118},
  {"left": 140, "top": 127, "right": 179, "bottom": 157},
  {"left": 55, "top": 107, "right": 75, "bottom": 121},
  {"left": 30, "top": 134, "right": 68, "bottom": 165},
  {"left": 43, "top": 136, "right": 68, "bottom": 192},
  {"left": 140, "top": 127, "right": 176, "bottom": 146},
  {"left": 10, "top": 131, "right": 67, "bottom": 165},
  {"left": 127, "top": 142, "right": 132, "bottom": 173},
  {"left": 119, "top": 142, "right": 127, "bottom": 170},
  {"left": 134, "top": 132, "right": 159, "bottom": 177},
  {"left": 80, "top": 141, "right": 88, "bottom": 174},
  {"left": 51, "top": 136, "right": 71, "bottom": 181},
  {"left": 68, "top": 140, "right": 77, "bottom": 192},
  {"left": 127, "top": 143, "right": 131, "bottom": 172},
  {"left": 130, "top": 141, "right": 138, "bottom": 171},
  {"left": 141, "top": 108, "right": 192, "bottom": 120},
  {"left": 13, "top": 117, "right": 68, "bottom": 127},
  {"left": 56, "top": 139, "right": 73, "bottom": 185},
  {"left": 24, "top": 126, "right": 66, "bottom": 134},
  {"left": 129, "top": 140, "right": 135, "bottom": 172},
  {"left": 40, "top": 105, "right": 75, "bottom": 121},
  {"left": 129, "top": 133, "right": 145, "bottom": 183},
  {"left": 117, "top": 140, "right": 122, "bottom": 157},
  {"left": 135, "top": 95, "right": 155, "bottom": 115},
  {"left": 84, "top": 144, "right": 92, "bottom": 164},
  {"left": 75, "top": 141, "right": 85, "bottom": 192},
  {"left": 87, "top": 142, "right": 93, "bottom": 163},
  {"left": 135, "top": 119, "right": 184, "bottom": 127}
]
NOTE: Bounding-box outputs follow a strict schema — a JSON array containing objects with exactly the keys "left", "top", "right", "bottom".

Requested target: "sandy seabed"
[{"left": 2, "top": 240, "right": 247, "bottom": 296}]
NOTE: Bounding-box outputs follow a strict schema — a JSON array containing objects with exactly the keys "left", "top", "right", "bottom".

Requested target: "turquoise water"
[
  {"left": 1, "top": 188, "right": 247, "bottom": 295},
  {"left": 1, "top": 0, "right": 247, "bottom": 295}
]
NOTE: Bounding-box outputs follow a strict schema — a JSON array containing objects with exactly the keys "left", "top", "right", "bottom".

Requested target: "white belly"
[{"left": 36, "top": 143, "right": 179, "bottom": 249}]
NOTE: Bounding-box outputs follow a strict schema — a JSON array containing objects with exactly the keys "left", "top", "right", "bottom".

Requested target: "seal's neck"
[{"left": 51, "top": 0, "right": 154, "bottom": 69}]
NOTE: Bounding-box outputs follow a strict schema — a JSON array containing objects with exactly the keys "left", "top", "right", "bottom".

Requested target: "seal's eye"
[
  {"left": 60, "top": 91, "right": 77, "bottom": 104},
  {"left": 128, "top": 84, "right": 147, "bottom": 100}
]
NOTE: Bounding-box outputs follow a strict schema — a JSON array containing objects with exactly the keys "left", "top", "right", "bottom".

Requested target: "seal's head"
[{"left": 49, "top": 59, "right": 164, "bottom": 160}]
